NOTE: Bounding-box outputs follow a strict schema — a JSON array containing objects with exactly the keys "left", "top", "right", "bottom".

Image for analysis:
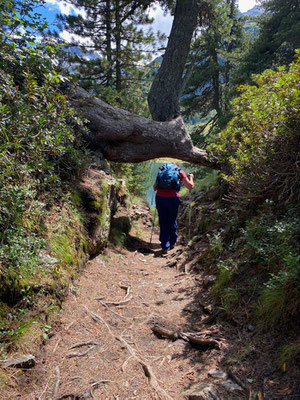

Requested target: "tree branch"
[{"left": 68, "top": 86, "right": 218, "bottom": 168}]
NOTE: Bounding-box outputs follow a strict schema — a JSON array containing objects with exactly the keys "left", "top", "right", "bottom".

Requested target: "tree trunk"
[
  {"left": 105, "top": 0, "right": 113, "bottom": 86},
  {"left": 211, "top": 47, "right": 221, "bottom": 116},
  {"left": 147, "top": 0, "right": 201, "bottom": 121},
  {"left": 115, "top": 0, "right": 122, "bottom": 92},
  {"left": 69, "top": 86, "right": 218, "bottom": 167}
]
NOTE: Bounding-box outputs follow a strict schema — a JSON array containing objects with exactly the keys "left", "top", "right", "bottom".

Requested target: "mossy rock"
[{"left": 77, "top": 169, "right": 117, "bottom": 255}]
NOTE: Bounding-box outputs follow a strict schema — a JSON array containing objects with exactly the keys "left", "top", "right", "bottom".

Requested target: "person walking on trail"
[{"left": 153, "top": 163, "right": 194, "bottom": 254}]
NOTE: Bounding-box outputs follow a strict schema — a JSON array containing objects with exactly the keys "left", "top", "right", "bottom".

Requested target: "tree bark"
[
  {"left": 115, "top": 0, "right": 122, "bottom": 92},
  {"left": 105, "top": 0, "right": 113, "bottom": 86},
  {"left": 69, "top": 86, "right": 218, "bottom": 167},
  {"left": 148, "top": 0, "right": 201, "bottom": 121}
]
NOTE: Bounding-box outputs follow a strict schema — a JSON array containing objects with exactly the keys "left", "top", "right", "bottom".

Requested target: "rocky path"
[{"left": 10, "top": 215, "right": 247, "bottom": 400}]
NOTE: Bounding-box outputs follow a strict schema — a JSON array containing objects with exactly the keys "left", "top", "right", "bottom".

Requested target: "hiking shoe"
[
  {"left": 162, "top": 248, "right": 168, "bottom": 255},
  {"left": 169, "top": 244, "right": 175, "bottom": 250}
]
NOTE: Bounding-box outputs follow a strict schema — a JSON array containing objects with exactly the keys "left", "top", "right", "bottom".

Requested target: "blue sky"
[{"left": 40, "top": 0, "right": 257, "bottom": 40}]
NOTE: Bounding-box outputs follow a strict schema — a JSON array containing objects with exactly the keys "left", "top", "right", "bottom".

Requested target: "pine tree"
[
  {"left": 181, "top": 0, "right": 243, "bottom": 129},
  {"left": 236, "top": 0, "right": 300, "bottom": 83},
  {"left": 57, "top": 0, "right": 163, "bottom": 111}
]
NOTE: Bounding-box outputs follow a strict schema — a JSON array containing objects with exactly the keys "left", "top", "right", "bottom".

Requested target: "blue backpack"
[{"left": 156, "top": 163, "right": 181, "bottom": 191}]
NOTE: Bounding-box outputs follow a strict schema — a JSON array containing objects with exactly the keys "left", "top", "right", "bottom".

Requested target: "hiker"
[{"left": 153, "top": 163, "right": 194, "bottom": 254}]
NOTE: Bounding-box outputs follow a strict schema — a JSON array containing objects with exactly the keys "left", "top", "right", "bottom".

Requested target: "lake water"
[{"left": 146, "top": 161, "right": 164, "bottom": 207}]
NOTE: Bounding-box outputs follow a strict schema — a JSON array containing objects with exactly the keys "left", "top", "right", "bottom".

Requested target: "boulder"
[{"left": 77, "top": 169, "right": 117, "bottom": 255}]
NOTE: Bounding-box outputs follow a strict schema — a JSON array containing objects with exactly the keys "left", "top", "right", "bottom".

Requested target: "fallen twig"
[
  {"left": 53, "top": 338, "right": 62, "bottom": 354},
  {"left": 180, "top": 333, "right": 220, "bottom": 348},
  {"left": 38, "top": 380, "right": 49, "bottom": 400},
  {"left": 151, "top": 325, "right": 180, "bottom": 340},
  {"left": 174, "top": 273, "right": 187, "bottom": 278},
  {"left": 53, "top": 366, "right": 60, "bottom": 398}
]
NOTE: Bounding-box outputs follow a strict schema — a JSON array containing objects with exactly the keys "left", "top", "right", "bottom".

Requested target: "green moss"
[
  {"left": 93, "top": 180, "right": 111, "bottom": 229},
  {"left": 109, "top": 216, "right": 131, "bottom": 246}
]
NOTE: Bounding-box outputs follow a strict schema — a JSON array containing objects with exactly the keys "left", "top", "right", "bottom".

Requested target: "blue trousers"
[{"left": 156, "top": 196, "right": 180, "bottom": 250}]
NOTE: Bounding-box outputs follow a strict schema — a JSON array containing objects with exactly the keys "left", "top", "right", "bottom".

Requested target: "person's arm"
[
  {"left": 153, "top": 181, "right": 157, "bottom": 191},
  {"left": 182, "top": 173, "right": 194, "bottom": 191}
]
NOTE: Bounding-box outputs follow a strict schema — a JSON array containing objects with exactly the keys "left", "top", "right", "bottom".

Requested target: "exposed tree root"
[
  {"left": 38, "top": 380, "right": 49, "bottom": 400},
  {"left": 95, "top": 285, "right": 133, "bottom": 307},
  {"left": 151, "top": 324, "right": 220, "bottom": 349},
  {"left": 53, "top": 366, "right": 60, "bottom": 398},
  {"left": 139, "top": 360, "right": 173, "bottom": 400},
  {"left": 66, "top": 349, "right": 93, "bottom": 359},
  {"left": 151, "top": 325, "right": 180, "bottom": 340},
  {"left": 53, "top": 338, "right": 62, "bottom": 354},
  {"left": 99, "top": 300, "right": 131, "bottom": 321},
  {"left": 84, "top": 306, "right": 173, "bottom": 400},
  {"left": 54, "top": 380, "right": 113, "bottom": 400},
  {"left": 70, "top": 341, "right": 99, "bottom": 349}
]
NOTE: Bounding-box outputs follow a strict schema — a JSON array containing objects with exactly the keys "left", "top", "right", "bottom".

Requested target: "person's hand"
[{"left": 188, "top": 173, "right": 194, "bottom": 179}]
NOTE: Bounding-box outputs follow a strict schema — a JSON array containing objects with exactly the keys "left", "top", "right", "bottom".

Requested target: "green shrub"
[
  {"left": 242, "top": 206, "right": 300, "bottom": 327},
  {"left": 210, "top": 51, "right": 300, "bottom": 206},
  {"left": 0, "top": 0, "right": 88, "bottom": 303}
]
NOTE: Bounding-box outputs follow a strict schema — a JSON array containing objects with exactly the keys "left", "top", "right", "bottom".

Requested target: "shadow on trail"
[{"left": 110, "top": 215, "right": 161, "bottom": 254}]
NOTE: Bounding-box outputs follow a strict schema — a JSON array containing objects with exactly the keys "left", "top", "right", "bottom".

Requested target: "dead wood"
[
  {"left": 151, "top": 325, "right": 180, "bottom": 340},
  {"left": 151, "top": 323, "right": 220, "bottom": 349},
  {"left": 180, "top": 333, "right": 220, "bottom": 349},
  {"left": 166, "top": 260, "right": 177, "bottom": 268}
]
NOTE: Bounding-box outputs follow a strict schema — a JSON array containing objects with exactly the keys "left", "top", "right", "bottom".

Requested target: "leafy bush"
[
  {"left": 243, "top": 206, "right": 300, "bottom": 327},
  {"left": 210, "top": 51, "right": 300, "bottom": 206},
  {"left": 0, "top": 0, "right": 88, "bottom": 304}
]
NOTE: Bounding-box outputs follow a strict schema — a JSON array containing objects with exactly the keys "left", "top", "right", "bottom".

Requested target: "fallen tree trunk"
[{"left": 69, "top": 86, "right": 218, "bottom": 168}]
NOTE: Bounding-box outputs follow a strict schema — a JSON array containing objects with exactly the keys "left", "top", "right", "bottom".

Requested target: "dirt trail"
[{"left": 10, "top": 209, "right": 235, "bottom": 400}]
